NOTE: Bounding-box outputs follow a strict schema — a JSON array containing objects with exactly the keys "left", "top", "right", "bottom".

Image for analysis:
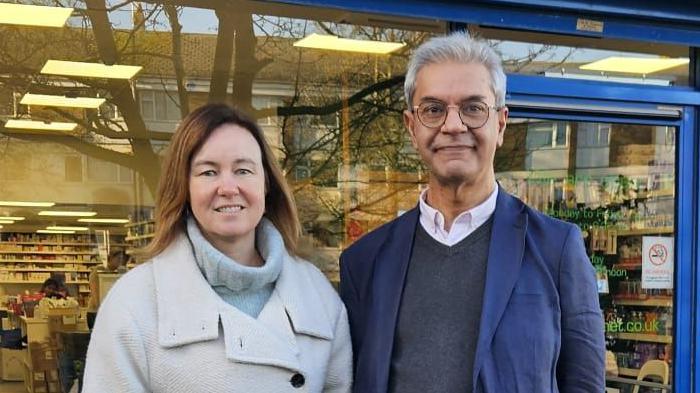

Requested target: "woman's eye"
[
  {"left": 236, "top": 168, "right": 253, "bottom": 175},
  {"left": 199, "top": 170, "right": 216, "bottom": 176}
]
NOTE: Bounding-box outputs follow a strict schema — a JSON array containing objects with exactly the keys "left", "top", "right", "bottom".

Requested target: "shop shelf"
[
  {"left": 125, "top": 234, "right": 154, "bottom": 241},
  {"left": 0, "top": 259, "right": 102, "bottom": 265},
  {"left": 0, "top": 268, "right": 92, "bottom": 272},
  {"left": 0, "top": 251, "right": 97, "bottom": 255},
  {"left": 610, "top": 332, "right": 672, "bottom": 344},
  {"left": 613, "top": 297, "right": 673, "bottom": 307},
  {"left": 124, "top": 220, "right": 155, "bottom": 228},
  {"left": 616, "top": 227, "right": 674, "bottom": 236},
  {"left": 0, "top": 242, "right": 99, "bottom": 246},
  {"left": 0, "top": 280, "right": 45, "bottom": 284}
]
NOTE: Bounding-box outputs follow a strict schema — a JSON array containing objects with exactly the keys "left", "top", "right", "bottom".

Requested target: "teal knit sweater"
[{"left": 186, "top": 217, "right": 283, "bottom": 318}]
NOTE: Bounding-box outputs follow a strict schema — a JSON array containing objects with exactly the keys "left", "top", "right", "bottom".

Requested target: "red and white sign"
[{"left": 642, "top": 236, "right": 674, "bottom": 289}]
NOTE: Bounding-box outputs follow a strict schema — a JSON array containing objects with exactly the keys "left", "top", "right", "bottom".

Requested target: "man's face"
[{"left": 404, "top": 61, "right": 508, "bottom": 187}]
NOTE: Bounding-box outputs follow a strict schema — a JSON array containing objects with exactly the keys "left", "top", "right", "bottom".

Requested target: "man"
[{"left": 339, "top": 32, "right": 604, "bottom": 393}]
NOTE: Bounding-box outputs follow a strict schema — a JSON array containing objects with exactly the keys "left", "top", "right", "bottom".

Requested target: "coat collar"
[{"left": 151, "top": 233, "right": 333, "bottom": 370}]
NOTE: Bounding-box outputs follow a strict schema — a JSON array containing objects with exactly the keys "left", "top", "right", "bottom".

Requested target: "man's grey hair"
[{"left": 404, "top": 31, "right": 507, "bottom": 109}]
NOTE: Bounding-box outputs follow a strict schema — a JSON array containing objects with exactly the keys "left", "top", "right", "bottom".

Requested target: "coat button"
[{"left": 290, "top": 373, "right": 305, "bottom": 388}]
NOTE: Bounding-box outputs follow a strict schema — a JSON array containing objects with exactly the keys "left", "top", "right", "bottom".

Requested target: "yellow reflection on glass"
[
  {"left": 580, "top": 57, "right": 690, "bottom": 75},
  {"left": 38, "top": 211, "right": 97, "bottom": 217},
  {"left": 0, "top": 201, "right": 55, "bottom": 207},
  {"left": 41, "top": 60, "right": 142, "bottom": 80},
  {"left": 294, "top": 33, "right": 405, "bottom": 54},
  {"left": 77, "top": 218, "right": 130, "bottom": 224},
  {"left": 20, "top": 94, "right": 105, "bottom": 109},
  {"left": 0, "top": 4, "right": 72, "bottom": 27},
  {"left": 5, "top": 119, "right": 77, "bottom": 132}
]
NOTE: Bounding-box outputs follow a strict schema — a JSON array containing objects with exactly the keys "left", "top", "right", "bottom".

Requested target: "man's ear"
[
  {"left": 404, "top": 109, "right": 418, "bottom": 149},
  {"left": 496, "top": 106, "right": 509, "bottom": 147}
]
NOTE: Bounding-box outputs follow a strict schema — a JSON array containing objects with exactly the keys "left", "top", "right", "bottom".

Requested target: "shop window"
[
  {"left": 498, "top": 117, "right": 676, "bottom": 392},
  {"left": 0, "top": 0, "right": 441, "bottom": 288}
]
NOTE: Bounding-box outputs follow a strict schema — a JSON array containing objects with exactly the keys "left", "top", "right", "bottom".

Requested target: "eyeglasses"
[{"left": 412, "top": 100, "right": 501, "bottom": 129}]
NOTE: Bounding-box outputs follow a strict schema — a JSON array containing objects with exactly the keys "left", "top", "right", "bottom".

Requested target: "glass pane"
[
  {"left": 0, "top": 0, "right": 443, "bottom": 304},
  {"left": 472, "top": 26, "right": 689, "bottom": 86},
  {"left": 497, "top": 118, "right": 676, "bottom": 391}
]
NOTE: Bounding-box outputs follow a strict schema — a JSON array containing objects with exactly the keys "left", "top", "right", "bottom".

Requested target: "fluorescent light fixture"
[
  {"left": 580, "top": 56, "right": 690, "bottom": 75},
  {"left": 37, "top": 229, "right": 75, "bottom": 234},
  {"left": 77, "top": 218, "right": 130, "bottom": 224},
  {"left": 0, "top": 220, "right": 14, "bottom": 224},
  {"left": 5, "top": 119, "right": 78, "bottom": 132},
  {"left": 544, "top": 71, "right": 671, "bottom": 86},
  {"left": 0, "top": 217, "right": 25, "bottom": 221},
  {"left": 41, "top": 60, "right": 143, "bottom": 80},
  {"left": 46, "top": 226, "right": 89, "bottom": 231},
  {"left": 0, "top": 201, "right": 55, "bottom": 207},
  {"left": 0, "top": 4, "right": 73, "bottom": 27},
  {"left": 38, "top": 211, "right": 97, "bottom": 217},
  {"left": 294, "top": 33, "right": 406, "bottom": 54},
  {"left": 21, "top": 93, "right": 105, "bottom": 109}
]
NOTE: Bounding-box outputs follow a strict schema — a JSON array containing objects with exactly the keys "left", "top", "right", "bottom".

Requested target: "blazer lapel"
[
  {"left": 366, "top": 207, "right": 419, "bottom": 392},
  {"left": 472, "top": 189, "right": 527, "bottom": 389}
]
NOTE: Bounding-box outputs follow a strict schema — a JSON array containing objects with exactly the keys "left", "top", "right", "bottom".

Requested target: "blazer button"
[{"left": 290, "top": 373, "right": 305, "bottom": 388}]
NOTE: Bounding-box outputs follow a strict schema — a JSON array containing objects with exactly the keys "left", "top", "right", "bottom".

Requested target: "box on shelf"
[{"left": 1, "top": 347, "right": 24, "bottom": 381}]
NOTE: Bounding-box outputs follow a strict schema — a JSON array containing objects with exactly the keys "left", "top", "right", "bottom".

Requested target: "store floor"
[{"left": 0, "top": 381, "right": 25, "bottom": 393}]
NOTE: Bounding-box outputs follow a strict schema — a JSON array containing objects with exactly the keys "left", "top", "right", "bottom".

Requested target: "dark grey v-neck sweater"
[{"left": 388, "top": 217, "right": 493, "bottom": 393}]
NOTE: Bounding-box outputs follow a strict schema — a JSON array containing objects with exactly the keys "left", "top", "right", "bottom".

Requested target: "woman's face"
[{"left": 188, "top": 123, "right": 266, "bottom": 251}]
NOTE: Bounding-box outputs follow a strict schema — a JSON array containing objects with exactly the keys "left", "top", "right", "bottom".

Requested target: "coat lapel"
[
  {"left": 472, "top": 189, "right": 527, "bottom": 389},
  {"left": 368, "top": 208, "right": 419, "bottom": 392}
]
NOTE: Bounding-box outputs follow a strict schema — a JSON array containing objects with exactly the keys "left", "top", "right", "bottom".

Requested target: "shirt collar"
[{"left": 418, "top": 183, "right": 498, "bottom": 234}]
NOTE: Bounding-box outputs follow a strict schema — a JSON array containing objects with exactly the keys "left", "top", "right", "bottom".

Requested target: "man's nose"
[{"left": 440, "top": 106, "right": 467, "bottom": 134}]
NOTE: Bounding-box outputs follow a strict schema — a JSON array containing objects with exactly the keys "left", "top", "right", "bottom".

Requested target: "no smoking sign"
[{"left": 648, "top": 243, "right": 668, "bottom": 266}]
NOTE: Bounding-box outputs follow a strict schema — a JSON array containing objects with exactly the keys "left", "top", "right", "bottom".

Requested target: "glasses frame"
[{"left": 412, "top": 100, "right": 502, "bottom": 129}]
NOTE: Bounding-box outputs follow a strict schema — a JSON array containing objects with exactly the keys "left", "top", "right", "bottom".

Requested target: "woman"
[{"left": 83, "top": 104, "right": 352, "bottom": 392}]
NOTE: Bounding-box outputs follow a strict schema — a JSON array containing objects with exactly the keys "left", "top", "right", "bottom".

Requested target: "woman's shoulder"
[{"left": 285, "top": 255, "right": 342, "bottom": 308}]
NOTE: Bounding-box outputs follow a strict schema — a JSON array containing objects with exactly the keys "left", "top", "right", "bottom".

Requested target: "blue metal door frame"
[
  {"left": 274, "top": 0, "right": 700, "bottom": 46},
  {"left": 268, "top": 1, "right": 700, "bottom": 390}
]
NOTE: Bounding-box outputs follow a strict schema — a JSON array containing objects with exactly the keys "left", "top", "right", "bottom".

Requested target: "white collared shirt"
[{"left": 418, "top": 184, "right": 498, "bottom": 246}]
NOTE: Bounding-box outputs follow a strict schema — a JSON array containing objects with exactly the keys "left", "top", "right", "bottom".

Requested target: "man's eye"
[
  {"left": 422, "top": 104, "right": 445, "bottom": 115},
  {"left": 463, "top": 103, "right": 486, "bottom": 113}
]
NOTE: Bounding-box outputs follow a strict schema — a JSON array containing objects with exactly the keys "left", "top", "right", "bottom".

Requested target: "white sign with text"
[{"left": 642, "top": 236, "right": 674, "bottom": 289}]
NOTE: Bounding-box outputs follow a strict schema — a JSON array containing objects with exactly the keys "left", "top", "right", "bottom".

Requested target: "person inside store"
[
  {"left": 86, "top": 248, "right": 129, "bottom": 327},
  {"left": 40, "top": 277, "right": 68, "bottom": 299},
  {"left": 83, "top": 104, "right": 352, "bottom": 392},
  {"left": 339, "top": 32, "right": 605, "bottom": 393}
]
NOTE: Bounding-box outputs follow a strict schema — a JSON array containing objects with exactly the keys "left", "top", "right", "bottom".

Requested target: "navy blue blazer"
[{"left": 339, "top": 189, "right": 605, "bottom": 393}]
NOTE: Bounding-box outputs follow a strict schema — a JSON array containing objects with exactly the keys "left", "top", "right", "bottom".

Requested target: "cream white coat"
[{"left": 83, "top": 233, "right": 352, "bottom": 393}]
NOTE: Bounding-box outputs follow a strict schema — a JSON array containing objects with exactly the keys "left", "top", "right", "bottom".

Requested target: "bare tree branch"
[{"left": 164, "top": 4, "right": 190, "bottom": 116}]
